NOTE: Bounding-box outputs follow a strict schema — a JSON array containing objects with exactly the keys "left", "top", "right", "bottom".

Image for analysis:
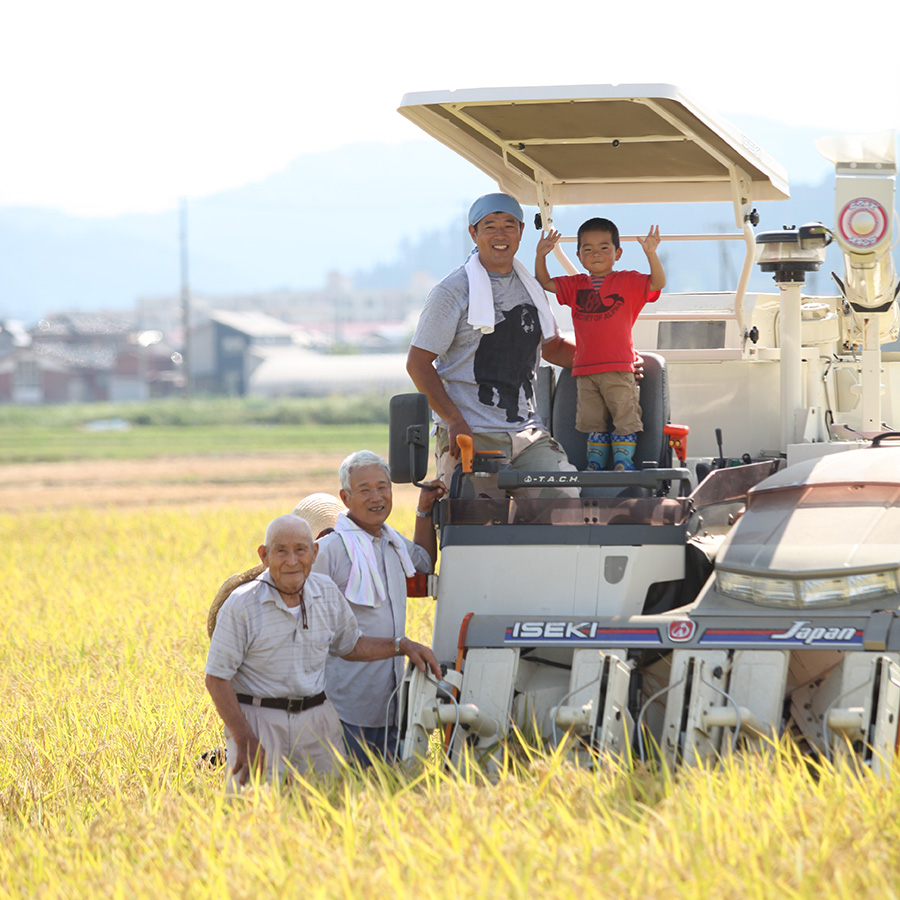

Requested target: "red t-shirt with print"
[{"left": 554, "top": 270, "right": 659, "bottom": 375}]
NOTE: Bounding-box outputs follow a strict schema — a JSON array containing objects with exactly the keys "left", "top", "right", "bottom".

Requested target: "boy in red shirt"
[{"left": 535, "top": 217, "right": 665, "bottom": 470}]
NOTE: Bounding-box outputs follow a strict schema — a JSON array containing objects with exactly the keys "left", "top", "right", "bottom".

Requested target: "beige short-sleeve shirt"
[{"left": 205, "top": 571, "right": 361, "bottom": 698}]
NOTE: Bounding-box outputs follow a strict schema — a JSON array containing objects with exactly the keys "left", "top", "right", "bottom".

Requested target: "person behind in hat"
[
  {"left": 312, "top": 449, "right": 445, "bottom": 765},
  {"left": 204, "top": 513, "right": 441, "bottom": 789},
  {"left": 293, "top": 491, "right": 345, "bottom": 540},
  {"left": 406, "top": 192, "right": 578, "bottom": 491}
]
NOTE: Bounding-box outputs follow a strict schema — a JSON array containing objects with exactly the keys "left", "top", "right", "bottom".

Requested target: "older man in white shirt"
[{"left": 313, "top": 450, "right": 445, "bottom": 764}]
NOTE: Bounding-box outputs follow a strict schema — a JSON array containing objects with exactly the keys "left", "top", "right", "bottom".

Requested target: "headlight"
[{"left": 716, "top": 569, "right": 899, "bottom": 608}]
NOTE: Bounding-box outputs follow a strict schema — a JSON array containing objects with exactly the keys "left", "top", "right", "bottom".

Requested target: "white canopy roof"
[{"left": 398, "top": 84, "right": 789, "bottom": 209}]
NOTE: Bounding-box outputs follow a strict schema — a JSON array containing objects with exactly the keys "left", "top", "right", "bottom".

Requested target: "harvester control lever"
[
  {"left": 457, "top": 434, "right": 474, "bottom": 473},
  {"left": 695, "top": 428, "right": 763, "bottom": 482},
  {"left": 712, "top": 427, "right": 746, "bottom": 469},
  {"left": 715, "top": 428, "right": 725, "bottom": 468},
  {"left": 455, "top": 434, "right": 506, "bottom": 474}
]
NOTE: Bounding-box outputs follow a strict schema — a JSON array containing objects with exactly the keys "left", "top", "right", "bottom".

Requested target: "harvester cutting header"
[{"left": 389, "top": 85, "right": 900, "bottom": 772}]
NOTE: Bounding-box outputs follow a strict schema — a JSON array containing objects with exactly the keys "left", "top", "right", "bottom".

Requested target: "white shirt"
[{"left": 205, "top": 571, "right": 361, "bottom": 698}]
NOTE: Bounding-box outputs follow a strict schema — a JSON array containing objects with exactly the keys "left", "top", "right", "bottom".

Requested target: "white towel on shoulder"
[
  {"left": 333, "top": 513, "right": 416, "bottom": 608},
  {"left": 464, "top": 250, "right": 558, "bottom": 338}
]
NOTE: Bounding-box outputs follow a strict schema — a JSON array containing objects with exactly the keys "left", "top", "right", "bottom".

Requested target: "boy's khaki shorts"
[{"left": 575, "top": 371, "right": 643, "bottom": 435}]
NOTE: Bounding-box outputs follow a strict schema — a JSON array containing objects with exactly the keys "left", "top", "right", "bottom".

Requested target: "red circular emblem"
[
  {"left": 667, "top": 620, "right": 696, "bottom": 642},
  {"left": 838, "top": 197, "right": 888, "bottom": 249}
]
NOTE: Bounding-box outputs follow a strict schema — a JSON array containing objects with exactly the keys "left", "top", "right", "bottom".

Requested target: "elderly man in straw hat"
[
  {"left": 313, "top": 449, "right": 445, "bottom": 764},
  {"left": 205, "top": 513, "right": 441, "bottom": 788}
]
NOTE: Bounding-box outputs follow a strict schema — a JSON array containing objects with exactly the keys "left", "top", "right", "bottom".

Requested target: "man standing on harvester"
[
  {"left": 535, "top": 218, "right": 665, "bottom": 471},
  {"left": 406, "top": 192, "right": 577, "bottom": 488}
]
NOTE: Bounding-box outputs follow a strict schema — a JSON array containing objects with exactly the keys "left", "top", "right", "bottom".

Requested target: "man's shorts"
[
  {"left": 575, "top": 371, "right": 643, "bottom": 435},
  {"left": 435, "top": 426, "right": 578, "bottom": 498}
]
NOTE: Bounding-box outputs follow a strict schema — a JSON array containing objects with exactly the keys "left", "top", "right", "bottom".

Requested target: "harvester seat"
[{"left": 549, "top": 351, "right": 671, "bottom": 471}]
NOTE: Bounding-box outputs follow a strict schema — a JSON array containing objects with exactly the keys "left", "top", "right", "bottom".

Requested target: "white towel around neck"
[
  {"left": 333, "top": 513, "right": 416, "bottom": 608},
  {"left": 464, "top": 250, "right": 558, "bottom": 338}
]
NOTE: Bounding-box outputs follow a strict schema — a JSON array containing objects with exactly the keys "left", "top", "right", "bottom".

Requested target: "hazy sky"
[{"left": 3, "top": 0, "right": 898, "bottom": 216}]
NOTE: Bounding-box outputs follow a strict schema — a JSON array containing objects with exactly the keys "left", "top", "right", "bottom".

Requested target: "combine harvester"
[{"left": 390, "top": 85, "right": 900, "bottom": 772}]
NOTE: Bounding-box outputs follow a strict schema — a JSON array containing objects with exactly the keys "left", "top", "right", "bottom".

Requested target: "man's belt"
[{"left": 236, "top": 692, "right": 326, "bottom": 714}]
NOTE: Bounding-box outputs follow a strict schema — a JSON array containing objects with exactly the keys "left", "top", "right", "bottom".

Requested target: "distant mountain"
[
  {"left": 0, "top": 120, "right": 889, "bottom": 324},
  {"left": 0, "top": 142, "right": 496, "bottom": 323}
]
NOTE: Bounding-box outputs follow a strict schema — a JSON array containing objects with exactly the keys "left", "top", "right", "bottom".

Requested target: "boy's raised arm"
[
  {"left": 534, "top": 229, "right": 561, "bottom": 293},
  {"left": 636, "top": 225, "right": 666, "bottom": 291}
]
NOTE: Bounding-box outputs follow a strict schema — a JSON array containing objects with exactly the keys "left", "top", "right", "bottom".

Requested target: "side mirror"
[{"left": 389, "top": 393, "right": 430, "bottom": 486}]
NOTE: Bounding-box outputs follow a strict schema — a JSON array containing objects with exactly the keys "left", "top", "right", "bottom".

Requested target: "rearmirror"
[{"left": 389, "top": 393, "right": 430, "bottom": 485}]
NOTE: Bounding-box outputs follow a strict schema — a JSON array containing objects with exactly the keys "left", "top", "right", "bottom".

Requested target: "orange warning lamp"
[{"left": 664, "top": 423, "right": 690, "bottom": 464}]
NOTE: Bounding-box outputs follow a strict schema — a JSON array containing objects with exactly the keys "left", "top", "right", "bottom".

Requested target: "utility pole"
[{"left": 180, "top": 197, "right": 191, "bottom": 396}]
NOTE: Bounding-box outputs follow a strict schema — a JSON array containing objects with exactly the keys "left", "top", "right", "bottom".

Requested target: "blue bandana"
[{"left": 468, "top": 192, "right": 524, "bottom": 227}]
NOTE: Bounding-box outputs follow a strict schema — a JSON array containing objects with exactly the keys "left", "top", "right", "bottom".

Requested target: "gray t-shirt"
[{"left": 411, "top": 265, "right": 557, "bottom": 433}]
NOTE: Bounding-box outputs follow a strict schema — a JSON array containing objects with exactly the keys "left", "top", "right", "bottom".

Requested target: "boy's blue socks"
[
  {"left": 586, "top": 432, "right": 610, "bottom": 470},
  {"left": 612, "top": 433, "right": 638, "bottom": 471}
]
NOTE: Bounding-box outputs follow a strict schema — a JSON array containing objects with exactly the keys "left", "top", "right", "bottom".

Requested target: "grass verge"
[{"left": 0, "top": 396, "right": 395, "bottom": 462}]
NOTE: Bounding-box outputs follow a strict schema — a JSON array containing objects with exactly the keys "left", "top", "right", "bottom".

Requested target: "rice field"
[{"left": 3, "top": 491, "right": 900, "bottom": 898}]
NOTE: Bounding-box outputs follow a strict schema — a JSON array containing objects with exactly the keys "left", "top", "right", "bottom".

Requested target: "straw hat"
[
  {"left": 292, "top": 492, "right": 344, "bottom": 540},
  {"left": 207, "top": 563, "right": 265, "bottom": 637},
  {"left": 206, "top": 493, "right": 344, "bottom": 638}
]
